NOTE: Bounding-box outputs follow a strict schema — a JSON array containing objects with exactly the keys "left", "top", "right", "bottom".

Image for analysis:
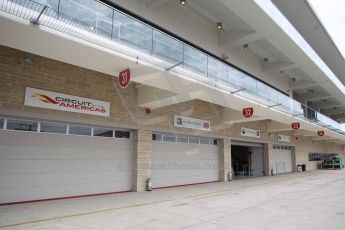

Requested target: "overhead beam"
[
  {"left": 223, "top": 108, "right": 266, "bottom": 124},
  {"left": 219, "top": 30, "right": 261, "bottom": 47},
  {"left": 263, "top": 61, "right": 295, "bottom": 73},
  {"left": 267, "top": 120, "right": 292, "bottom": 132},
  {"left": 294, "top": 93, "right": 333, "bottom": 103},
  {"left": 308, "top": 101, "right": 343, "bottom": 110},
  {"left": 291, "top": 81, "right": 328, "bottom": 91},
  {"left": 320, "top": 108, "right": 345, "bottom": 116},
  {"left": 137, "top": 86, "right": 203, "bottom": 109},
  {"left": 141, "top": 0, "right": 169, "bottom": 8}
]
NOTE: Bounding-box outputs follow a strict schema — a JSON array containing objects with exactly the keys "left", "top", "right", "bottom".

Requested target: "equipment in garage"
[
  {"left": 231, "top": 142, "right": 264, "bottom": 179},
  {"left": 322, "top": 156, "right": 344, "bottom": 169},
  {"left": 152, "top": 133, "right": 219, "bottom": 188},
  {"left": 272, "top": 145, "right": 293, "bottom": 174}
]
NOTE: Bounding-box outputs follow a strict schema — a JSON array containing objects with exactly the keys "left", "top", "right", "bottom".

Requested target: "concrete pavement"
[{"left": 1, "top": 170, "right": 345, "bottom": 230}]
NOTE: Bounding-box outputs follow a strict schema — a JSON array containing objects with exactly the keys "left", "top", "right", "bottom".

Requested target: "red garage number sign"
[
  {"left": 291, "top": 123, "right": 300, "bottom": 130},
  {"left": 118, "top": 68, "right": 130, "bottom": 88},
  {"left": 242, "top": 107, "right": 254, "bottom": 118},
  {"left": 317, "top": 131, "right": 325, "bottom": 136}
]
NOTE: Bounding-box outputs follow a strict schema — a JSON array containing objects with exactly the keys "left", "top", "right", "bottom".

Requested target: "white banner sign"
[
  {"left": 174, "top": 115, "right": 210, "bottom": 131},
  {"left": 241, "top": 127, "right": 260, "bottom": 138},
  {"left": 278, "top": 134, "right": 291, "bottom": 143},
  {"left": 24, "top": 87, "right": 110, "bottom": 117}
]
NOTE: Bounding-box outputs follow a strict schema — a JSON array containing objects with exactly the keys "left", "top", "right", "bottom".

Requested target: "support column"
[
  {"left": 263, "top": 143, "right": 273, "bottom": 176},
  {"left": 133, "top": 129, "right": 152, "bottom": 192},
  {"left": 219, "top": 138, "right": 231, "bottom": 181}
]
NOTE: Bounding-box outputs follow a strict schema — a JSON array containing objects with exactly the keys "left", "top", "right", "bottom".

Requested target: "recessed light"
[
  {"left": 217, "top": 22, "right": 223, "bottom": 29},
  {"left": 180, "top": 0, "right": 186, "bottom": 5},
  {"left": 243, "top": 44, "right": 249, "bottom": 50},
  {"left": 263, "top": 58, "right": 269, "bottom": 63}
]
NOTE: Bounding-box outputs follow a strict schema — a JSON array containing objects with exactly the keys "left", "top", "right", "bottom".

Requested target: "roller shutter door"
[
  {"left": 272, "top": 145, "right": 293, "bottom": 174},
  {"left": 0, "top": 130, "right": 132, "bottom": 204},
  {"left": 152, "top": 133, "right": 219, "bottom": 188}
]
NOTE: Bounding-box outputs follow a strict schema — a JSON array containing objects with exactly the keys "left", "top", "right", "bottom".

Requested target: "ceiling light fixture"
[
  {"left": 180, "top": 0, "right": 186, "bottom": 5},
  {"left": 243, "top": 44, "right": 249, "bottom": 50},
  {"left": 217, "top": 22, "right": 223, "bottom": 30},
  {"left": 263, "top": 58, "right": 269, "bottom": 63}
]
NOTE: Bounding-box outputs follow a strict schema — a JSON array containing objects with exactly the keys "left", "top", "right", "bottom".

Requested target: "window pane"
[
  {"left": 200, "top": 138, "right": 210, "bottom": 145},
  {"left": 7, "top": 120, "right": 38, "bottom": 132},
  {"left": 69, "top": 125, "right": 91, "bottom": 136},
  {"left": 177, "top": 135, "right": 188, "bottom": 143},
  {"left": 94, "top": 128, "right": 113, "bottom": 137},
  {"left": 115, "top": 130, "right": 130, "bottom": 138},
  {"left": 188, "top": 136, "right": 199, "bottom": 144},
  {"left": 41, "top": 123, "right": 67, "bottom": 134},
  {"left": 213, "top": 139, "right": 218, "bottom": 145},
  {"left": 163, "top": 134, "right": 176, "bottom": 142},
  {"left": 0, "top": 119, "right": 3, "bottom": 129},
  {"left": 152, "top": 133, "right": 162, "bottom": 141}
]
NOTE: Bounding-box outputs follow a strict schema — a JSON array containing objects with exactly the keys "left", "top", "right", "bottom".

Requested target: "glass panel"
[
  {"left": 208, "top": 58, "right": 229, "bottom": 83},
  {"left": 59, "top": 0, "right": 113, "bottom": 35},
  {"left": 7, "top": 119, "right": 38, "bottom": 132},
  {"left": 33, "top": 0, "right": 59, "bottom": 11},
  {"left": 163, "top": 134, "right": 176, "bottom": 142},
  {"left": 0, "top": 119, "right": 3, "bottom": 129},
  {"left": 94, "top": 128, "right": 113, "bottom": 137},
  {"left": 153, "top": 30, "right": 183, "bottom": 63},
  {"left": 256, "top": 81, "right": 269, "bottom": 100},
  {"left": 200, "top": 137, "right": 210, "bottom": 145},
  {"left": 69, "top": 125, "right": 91, "bottom": 136},
  {"left": 228, "top": 69, "right": 245, "bottom": 89},
  {"left": 40, "top": 123, "right": 67, "bottom": 134},
  {"left": 183, "top": 45, "right": 207, "bottom": 75},
  {"left": 113, "top": 10, "right": 152, "bottom": 50},
  {"left": 115, "top": 130, "right": 130, "bottom": 138},
  {"left": 213, "top": 139, "right": 218, "bottom": 145},
  {"left": 177, "top": 135, "right": 188, "bottom": 143},
  {"left": 244, "top": 77, "right": 257, "bottom": 94},
  {"left": 152, "top": 133, "right": 162, "bottom": 141},
  {"left": 188, "top": 136, "right": 199, "bottom": 144}
]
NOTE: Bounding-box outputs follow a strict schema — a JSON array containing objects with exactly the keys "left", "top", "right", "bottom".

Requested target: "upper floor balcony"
[{"left": 1, "top": 0, "right": 345, "bottom": 138}]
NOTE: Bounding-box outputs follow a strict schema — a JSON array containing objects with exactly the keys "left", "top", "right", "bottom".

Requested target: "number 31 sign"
[{"left": 118, "top": 68, "right": 130, "bottom": 88}]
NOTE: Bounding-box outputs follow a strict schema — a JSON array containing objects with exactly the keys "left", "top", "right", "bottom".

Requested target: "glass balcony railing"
[{"left": 1, "top": 0, "right": 345, "bottom": 137}]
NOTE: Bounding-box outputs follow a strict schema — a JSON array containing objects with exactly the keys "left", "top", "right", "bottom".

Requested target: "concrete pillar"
[
  {"left": 219, "top": 138, "right": 231, "bottom": 181},
  {"left": 291, "top": 146, "right": 297, "bottom": 172},
  {"left": 263, "top": 143, "right": 273, "bottom": 176},
  {"left": 133, "top": 129, "right": 152, "bottom": 192}
]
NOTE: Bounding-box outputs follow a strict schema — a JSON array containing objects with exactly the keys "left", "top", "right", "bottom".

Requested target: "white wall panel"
[
  {"left": 0, "top": 130, "right": 132, "bottom": 204},
  {"left": 152, "top": 141, "right": 219, "bottom": 188},
  {"left": 272, "top": 148, "right": 292, "bottom": 174}
]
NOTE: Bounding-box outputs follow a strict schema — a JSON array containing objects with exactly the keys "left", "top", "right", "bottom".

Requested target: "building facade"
[{"left": 0, "top": 0, "right": 345, "bottom": 205}]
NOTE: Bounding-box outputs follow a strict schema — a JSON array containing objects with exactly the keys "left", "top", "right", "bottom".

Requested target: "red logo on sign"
[
  {"left": 317, "top": 131, "right": 325, "bottom": 136},
  {"left": 203, "top": 123, "right": 210, "bottom": 129},
  {"left": 119, "top": 68, "right": 130, "bottom": 88},
  {"left": 291, "top": 123, "right": 300, "bottom": 130},
  {"left": 243, "top": 107, "right": 253, "bottom": 118}
]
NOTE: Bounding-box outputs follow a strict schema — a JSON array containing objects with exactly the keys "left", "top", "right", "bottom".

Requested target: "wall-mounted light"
[
  {"left": 24, "top": 52, "right": 33, "bottom": 63},
  {"left": 180, "top": 0, "right": 186, "bottom": 5},
  {"left": 263, "top": 58, "right": 269, "bottom": 63},
  {"left": 217, "top": 22, "right": 223, "bottom": 30},
  {"left": 243, "top": 44, "right": 249, "bottom": 50}
]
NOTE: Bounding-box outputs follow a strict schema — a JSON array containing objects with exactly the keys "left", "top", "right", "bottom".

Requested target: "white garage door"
[
  {"left": 0, "top": 119, "right": 132, "bottom": 205},
  {"left": 272, "top": 145, "right": 293, "bottom": 174},
  {"left": 152, "top": 133, "right": 219, "bottom": 188}
]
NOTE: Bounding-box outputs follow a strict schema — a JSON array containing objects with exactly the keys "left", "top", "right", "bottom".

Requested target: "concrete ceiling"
[{"left": 188, "top": 0, "right": 345, "bottom": 121}]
